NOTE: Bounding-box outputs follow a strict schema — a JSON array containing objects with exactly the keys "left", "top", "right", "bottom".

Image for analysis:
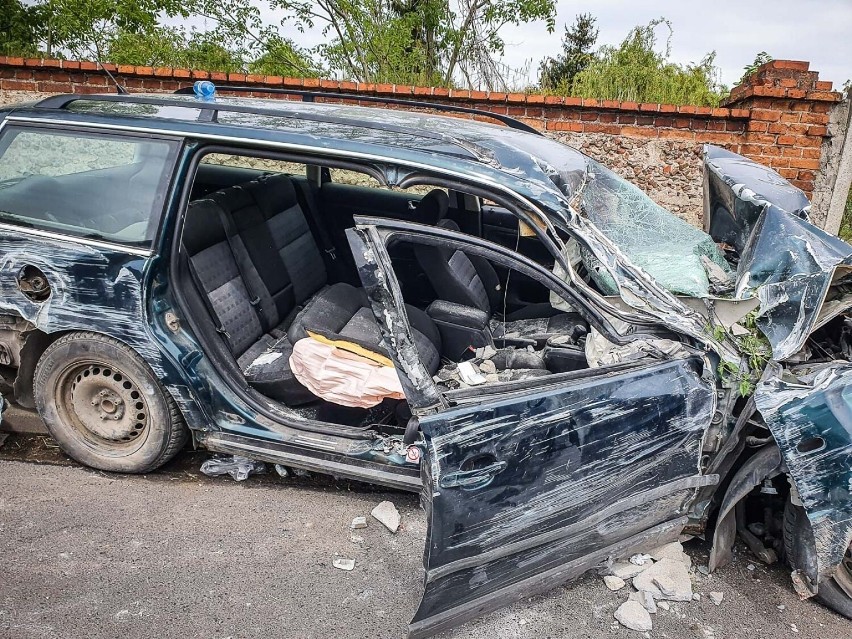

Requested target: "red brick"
[
  {"left": 563, "top": 97, "right": 582, "bottom": 107},
  {"left": 767, "top": 156, "right": 791, "bottom": 168},
  {"left": 725, "top": 120, "right": 746, "bottom": 132},
  {"left": 777, "top": 168, "right": 799, "bottom": 179},
  {"left": 580, "top": 111, "right": 599, "bottom": 121},
  {"left": 599, "top": 113, "right": 618, "bottom": 123},
  {"left": 780, "top": 147, "right": 803, "bottom": 157},
  {"left": 50, "top": 72, "right": 70, "bottom": 82},
  {"left": 791, "top": 179, "right": 813, "bottom": 192},
  {"left": 771, "top": 60, "right": 810, "bottom": 71},
  {"left": 655, "top": 117, "right": 675, "bottom": 128},
  {"left": 810, "top": 102, "right": 832, "bottom": 114},
  {"left": 752, "top": 108, "right": 781, "bottom": 121},
  {"left": 115, "top": 64, "right": 135, "bottom": 75},
  {"left": 526, "top": 107, "right": 543, "bottom": 118},
  {"left": 396, "top": 84, "right": 414, "bottom": 95},
  {"left": 338, "top": 80, "right": 356, "bottom": 91},
  {"left": 797, "top": 170, "right": 816, "bottom": 181},
  {"left": 210, "top": 72, "right": 227, "bottom": 82},
  {"left": 787, "top": 89, "right": 806, "bottom": 99},
  {"left": 776, "top": 135, "right": 798, "bottom": 145},
  {"left": 449, "top": 88, "right": 470, "bottom": 99},
  {"left": 583, "top": 123, "right": 621, "bottom": 134},
  {"left": 779, "top": 113, "right": 800, "bottom": 123},
  {"left": 618, "top": 114, "right": 637, "bottom": 125},
  {"left": 639, "top": 102, "right": 659, "bottom": 111},
  {"left": 659, "top": 103, "right": 677, "bottom": 113},
  {"left": 37, "top": 81, "right": 71, "bottom": 93},
  {"left": 135, "top": 66, "right": 154, "bottom": 76},
  {"left": 60, "top": 60, "right": 80, "bottom": 70},
  {"left": 526, "top": 93, "right": 545, "bottom": 104},
  {"left": 747, "top": 133, "right": 779, "bottom": 144},
  {"left": 303, "top": 77, "right": 321, "bottom": 88},
  {"left": 815, "top": 80, "right": 833, "bottom": 91},
  {"left": 807, "top": 125, "right": 828, "bottom": 136},
  {"left": 802, "top": 148, "right": 822, "bottom": 159},
  {"left": 698, "top": 132, "right": 737, "bottom": 144},
  {"left": 544, "top": 95, "right": 562, "bottom": 105},
  {"left": 545, "top": 120, "right": 583, "bottom": 132},
  {"left": 489, "top": 92, "right": 507, "bottom": 102},
  {"left": 582, "top": 98, "right": 599, "bottom": 108},
  {"left": 767, "top": 122, "right": 787, "bottom": 134},
  {"left": 710, "top": 108, "right": 730, "bottom": 118},
  {"left": 753, "top": 86, "right": 787, "bottom": 98},
  {"left": 265, "top": 75, "right": 284, "bottom": 86},
  {"left": 154, "top": 66, "right": 174, "bottom": 77},
  {"left": 600, "top": 100, "right": 620, "bottom": 109},
  {"left": 173, "top": 68, "right": 191, "bottom": 79},
  {"left": 5, "top": 56, "right": 24, "bottom": 66},
  {"left": 800, "top": 112, "right": 828, "bottom": 125},
  {"left": 507, "top": 106, "right": 525, "bottom": 116},
  {"left": 659, "top": 128, "right": 694, "bottom": 140},
  {"left": 23, "top": 57, "right": 41, "bottom": 67},
  {"left": 507, "top": 92, "right": 526, "bottom": 103},
  {"left": 706, "top": 120, "right": 726, "bottom": 131},
  {"left": 806, "top": 90, "right": 840, "bottom": 101},
  {"left": 432, "top": 86, "right": 449, "bottom": 97},
  {"left": 789, "top": 157, "right": 821, "bottom": 170},
  {"left": 619, "top": 101, "right": 639, "bottom": 111},
  {"left": 621, "top": 126, "right": 658, "bottom": 138},
  {"left": 42, "top": 58, "right": 61, "bottom": 69},
  {"left": 730, "top": 108, "right": 750, "bottom": 119},
  {"left": 635, "top": 115, "right": 654, "bottom": 126},
  {"left": 779, "top": 78, "right": 798, "bottom": 88},
  {"left": 0, "top": 79, "right": 36, "bottom": 91}
]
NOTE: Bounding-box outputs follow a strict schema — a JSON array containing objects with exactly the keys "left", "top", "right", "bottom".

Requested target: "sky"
[{"left": 187, "top": 0, "right": 852, "bottom": 90}]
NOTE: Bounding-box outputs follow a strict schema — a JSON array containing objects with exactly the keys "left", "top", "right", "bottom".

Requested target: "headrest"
[
  {"left": 182, "top": 199, "right": 227, "bottom": 254},
  {"left": 248, "top": 174, "right": 299, "bottom": 219},
  {"left": 415, "top": 189, "right": 450, "bottom": 226}
]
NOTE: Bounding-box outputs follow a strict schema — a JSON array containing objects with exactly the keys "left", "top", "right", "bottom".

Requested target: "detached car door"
[{"left": 346, "top": 219, "right": 718, "bottom": 638}]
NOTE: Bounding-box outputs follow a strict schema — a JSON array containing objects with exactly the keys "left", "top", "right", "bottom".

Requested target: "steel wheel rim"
[
  {"left": 56, "top": 361, "right": 150, "bottom": 453},
  {"left": 836, "top": 543, "right": 852, "bottom": 599}
]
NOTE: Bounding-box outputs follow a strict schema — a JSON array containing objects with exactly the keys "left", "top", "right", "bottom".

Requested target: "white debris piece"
[
  {"left": 333, "top": 558, "right": 355, "bottom": 571},
  {"left": 633, "top": 558, "right": 693, "bottom": 601},
  {"left": 610, "top": 560, "right": 653, "bottom": 579},
  {"left": 371, "top": 500, "right": 401, "bottom": 533},
  {"left": 649, "top": 541, "right": 692, "bottom": 567},
  {"left": 693, "top": 593, "right": 701, "bottom": 601},
  {"left": 657, "top": 601, "right": 671, "bottom": 611},
  {"left": 709, "top": 592, "right": 724, "bottom": 606},
  {"left": 350, "top": 516, "right": 368, "bottom": 530},
  {"left": 478, "top": 359, "right": 497, "bottom": 375},
  {"left": 629, "top": 589, "right": 657, "bottom": 614},
  {"left": 630, "top": 553, "right": 653, "bottom": 566},
  {"left": 614, "top": 600, "right": 653, "bottom": 632},
  {"left": 603, "top": 576, "right": 626, "bottom": 591}
]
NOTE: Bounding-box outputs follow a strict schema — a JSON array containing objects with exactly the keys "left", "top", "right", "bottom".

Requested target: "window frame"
[{"left": 0, "top": 121, "right": 182, "bottom": 251}]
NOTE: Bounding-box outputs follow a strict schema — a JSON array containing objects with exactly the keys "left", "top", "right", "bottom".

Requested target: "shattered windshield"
[{"left": 520, "top": 136, "right": 733, "bottom": 299}]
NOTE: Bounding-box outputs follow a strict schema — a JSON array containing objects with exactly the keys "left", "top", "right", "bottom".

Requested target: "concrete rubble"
[
  {"left": 332, "top": 558, "right": 355, "bottom": 571},
  {"left": 371, "top": 500, "right": 401, "bottom": 533},
  {"left": 350, "top": 516, "right": 368, "bottom": 530},
  {"left": 602, "top": 541, "right": 724, "bottom": 632}
]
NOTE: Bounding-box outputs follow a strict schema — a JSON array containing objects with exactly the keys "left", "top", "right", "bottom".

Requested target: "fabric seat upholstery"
[{"left": 414, "top": 219, "right": 588, "bottom": 345}]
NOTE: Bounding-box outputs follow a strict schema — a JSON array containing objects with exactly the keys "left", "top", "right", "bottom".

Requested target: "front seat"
[{"left": 414, "top": 219, "right": 588, "bottom": 343}]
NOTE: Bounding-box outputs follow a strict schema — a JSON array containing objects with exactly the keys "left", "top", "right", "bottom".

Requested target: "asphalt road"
[{"left": 0, "top": 437, "right": 849, "bottom": 639}]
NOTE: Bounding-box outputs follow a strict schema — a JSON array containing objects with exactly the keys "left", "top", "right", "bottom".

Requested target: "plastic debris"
[
  {"left": 630, "top": 553, "right": 653, "bottom": 566},
  {"left": 274, "top": 464, "right": 289, "bottom": 478},
  {"left": 200, "top": 455, "right": 266, "bottom": 481},
  {"left": 333, "top": 558, "right": 355, "bottom": 571}
]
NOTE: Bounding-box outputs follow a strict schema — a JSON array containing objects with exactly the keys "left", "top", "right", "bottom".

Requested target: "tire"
[
  {"left": 784, "top": 499, "right": 852, "bottom": 619},
  {"left": 34, "top": 331, "right": 188, "bottom": 474}
]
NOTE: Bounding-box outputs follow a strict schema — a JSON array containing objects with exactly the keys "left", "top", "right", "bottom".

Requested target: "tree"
[
  {"left": 570, "top": 18, "right": 726, "bottom": 106},
  {"left": 0, "top": 0, "right": 44, "bottom": 56},
  {"left": 539, "top": 13, "right": 598, "bottom": 91}
]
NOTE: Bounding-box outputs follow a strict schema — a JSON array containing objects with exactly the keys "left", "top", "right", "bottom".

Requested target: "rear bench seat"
[{"left": 182, "top": 174, "right": 441, "bottom": 407}]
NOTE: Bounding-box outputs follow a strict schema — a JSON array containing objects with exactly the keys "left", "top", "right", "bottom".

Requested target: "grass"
[{"left": 840, "top": 185, "right": 852, "bottom": 242}]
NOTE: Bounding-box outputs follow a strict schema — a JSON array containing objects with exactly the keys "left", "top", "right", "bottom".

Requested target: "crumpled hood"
[{"left": 703, "top": 145, "right": 852, "bottom": 360}]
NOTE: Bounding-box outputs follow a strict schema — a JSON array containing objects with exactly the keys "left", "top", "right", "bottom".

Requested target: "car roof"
[{"left": 3, "top": 91, "right": 585, "bottom": 222}]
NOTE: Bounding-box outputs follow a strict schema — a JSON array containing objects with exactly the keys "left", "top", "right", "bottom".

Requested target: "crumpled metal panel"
[
  {"left": 704, "top": 145, "right": 852, "bottom": 360},
  {"left": 755, "top": 362, "right": 852, "bottom": 584},
  {"left": 411, "top": 358, "right": 716, "bottom": 637}
]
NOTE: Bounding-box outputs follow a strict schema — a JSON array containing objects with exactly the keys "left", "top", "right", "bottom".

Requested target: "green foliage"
[
  {"left": 539, "top": 13, "right": 598, "bottom": 91},
  {"left": 713, "top": 311, "right": 771, "bottom": 397},
  {"left": 739, "top": 51, "right": 773, "bottom": 85},
  {"left": 567, "top": 18, "right": 726, "bottom": 106},
  {"left": 0, "top": 0, "right": 43, "bottom": 57},
  {"left": 839, "top": 185, "right": 852, "bottom": 242}
]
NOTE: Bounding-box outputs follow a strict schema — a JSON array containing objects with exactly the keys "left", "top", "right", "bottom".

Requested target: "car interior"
[{"left": 177, "top": 152, "right": 594, "bottom": 434}]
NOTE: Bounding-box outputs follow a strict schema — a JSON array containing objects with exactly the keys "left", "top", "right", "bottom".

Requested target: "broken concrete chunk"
[
  {"left": 709, "top": 591, "right": 723, "bottom": 606},
  {"left": 632, "top": 558, "right": 693, "bottom": 601},
  {"left": 350, "top": 516, "right": 368, "bottom": 530},
  {"left": 609, "top": 560, "right": 653, "bottom": 580},
  {"left": 649, "top": 541, "right": 691, "bottom": 568},
  {"left": 371, "top": 500, "right": 400, "bottom": 533},
  {"left": 614, "top": 600, "right": 653, "bottom": 632},
  {"left": 603, "top": 575, "right": 626, "bottom": 591},
  {"left": 629, "top": 589, "right": 657, "bottom": 614},
  {"left": 333, "top": 558, "right": 355, "bottom": 571},
  {"left": 657, "top": 601, "right": 671, "bottom": 611},
  {"left": 478, "top": 359, "right": 497, "bottom": 375}
]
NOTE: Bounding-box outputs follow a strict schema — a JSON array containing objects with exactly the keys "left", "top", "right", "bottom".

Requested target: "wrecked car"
[{"left": 0, "top": 85, "right": 849, "bottom": 636}]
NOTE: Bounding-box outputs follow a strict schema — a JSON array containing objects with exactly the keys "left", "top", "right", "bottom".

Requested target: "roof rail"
[
  {"left": 174, "top": 84, "right": 542, "bottom": 135},
  {"left": 28, "top": 92, "right": 495, "bottom": 162}
]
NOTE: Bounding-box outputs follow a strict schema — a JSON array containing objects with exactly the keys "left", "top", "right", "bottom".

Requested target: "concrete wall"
[{"left": 0, "top": 56, "right": 848, "bottom": 229}]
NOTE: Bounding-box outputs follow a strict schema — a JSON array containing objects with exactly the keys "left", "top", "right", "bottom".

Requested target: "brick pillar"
[{"left": 724, "top": 60, "right": 841, "bottom": 195}]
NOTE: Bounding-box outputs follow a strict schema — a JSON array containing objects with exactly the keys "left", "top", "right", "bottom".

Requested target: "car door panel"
[{"left": 411, "top": 358, "right": 716, "bottom": 637}]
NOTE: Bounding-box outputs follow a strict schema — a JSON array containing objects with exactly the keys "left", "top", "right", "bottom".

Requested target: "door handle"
[{"left": 439, "top": 460, "right": 507, "bottom": 490}]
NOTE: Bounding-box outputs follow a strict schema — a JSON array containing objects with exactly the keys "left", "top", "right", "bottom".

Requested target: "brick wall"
[{"left": 0, "top": 56, "right": 845, "bottom": 228}]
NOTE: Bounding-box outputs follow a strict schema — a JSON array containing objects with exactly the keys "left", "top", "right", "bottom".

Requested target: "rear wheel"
[
  {"left": 784, "top": 499, "right": 852, "bottom": 619},
  {"left": 34, "top": 332, "right": 187, "bottom": 473}
]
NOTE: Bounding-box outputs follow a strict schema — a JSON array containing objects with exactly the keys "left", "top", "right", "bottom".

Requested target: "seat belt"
[
  {"left": 187, "top": 257, "right": 232, "bottom": 344},
  {"left": 292, "top": 181, "right": 346, "bottom": 279},
  {"left": 210, "top": 201, "right": 272, "bottom": 333}
]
